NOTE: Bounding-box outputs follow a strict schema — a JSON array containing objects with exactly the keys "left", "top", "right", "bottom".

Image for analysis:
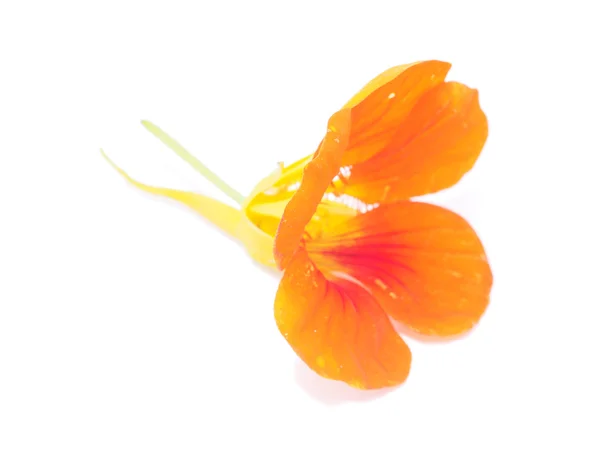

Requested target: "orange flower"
[
  {"left": 103, "top": 60, "right": 491, "bottom": 390},
  {"left": 271, "top": 60, "right": 491, "bottom": 389}
]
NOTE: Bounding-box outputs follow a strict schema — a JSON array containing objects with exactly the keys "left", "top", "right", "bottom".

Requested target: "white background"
[{"left": 1, "top": 1, "right": 598, "bottom": 448}]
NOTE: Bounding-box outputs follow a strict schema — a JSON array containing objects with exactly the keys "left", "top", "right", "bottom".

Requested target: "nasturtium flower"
[{"left": 104, "top": 60, "right": 492, "bottom": 390}]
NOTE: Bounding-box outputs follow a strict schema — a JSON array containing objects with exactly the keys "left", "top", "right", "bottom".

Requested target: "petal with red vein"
[
  {"left": 307, "top": 202, "right": 492, "bottom": 337},
  {"left": 274, "top": 248, "right": 412, "bottom": 389}
]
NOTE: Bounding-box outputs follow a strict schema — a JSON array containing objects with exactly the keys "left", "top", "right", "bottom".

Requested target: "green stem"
[{"left": 141, "top": 120, "right": 245, "bottom": 205}]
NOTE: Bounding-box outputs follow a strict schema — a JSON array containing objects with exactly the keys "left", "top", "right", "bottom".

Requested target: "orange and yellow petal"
[
  {"left": 306, "top": 202, "right": 492, "bottom": 337},
  {"left": 342, "top": 81, "right": 488, "bottom": 203},
  {"left": 275, "top": 248, "right": 412, "bottom": 389},
  {"left": 341, "top": 60, "right": 451, "bottom": 166},
  {"left": 257, "top": 61, "right": 487, "bottom": 230},
  {"left": 253, "top": 61, "right": 456, "bottom": 213},
  {"left": 274, "top": 108, "right": 352, "bottom": 269}
]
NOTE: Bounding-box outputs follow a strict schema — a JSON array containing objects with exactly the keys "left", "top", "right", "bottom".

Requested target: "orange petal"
[
  {"left": 274, "top": 248, "right": 412, "bottom": 389},
  {"left": 342, "top": 60, "right": 451, "bottom": 165},
  {"left": 307, "top": 202, "right": 492, "bottom": 337},
  {"left": 274, "top": 108, "right": 352, "bottom": 269},
  {"left": 343, "top": 81, "right": 488, "bottom": 203},
  {"left": 342, "top": 62, "right": 420, "bottom": 109}
]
